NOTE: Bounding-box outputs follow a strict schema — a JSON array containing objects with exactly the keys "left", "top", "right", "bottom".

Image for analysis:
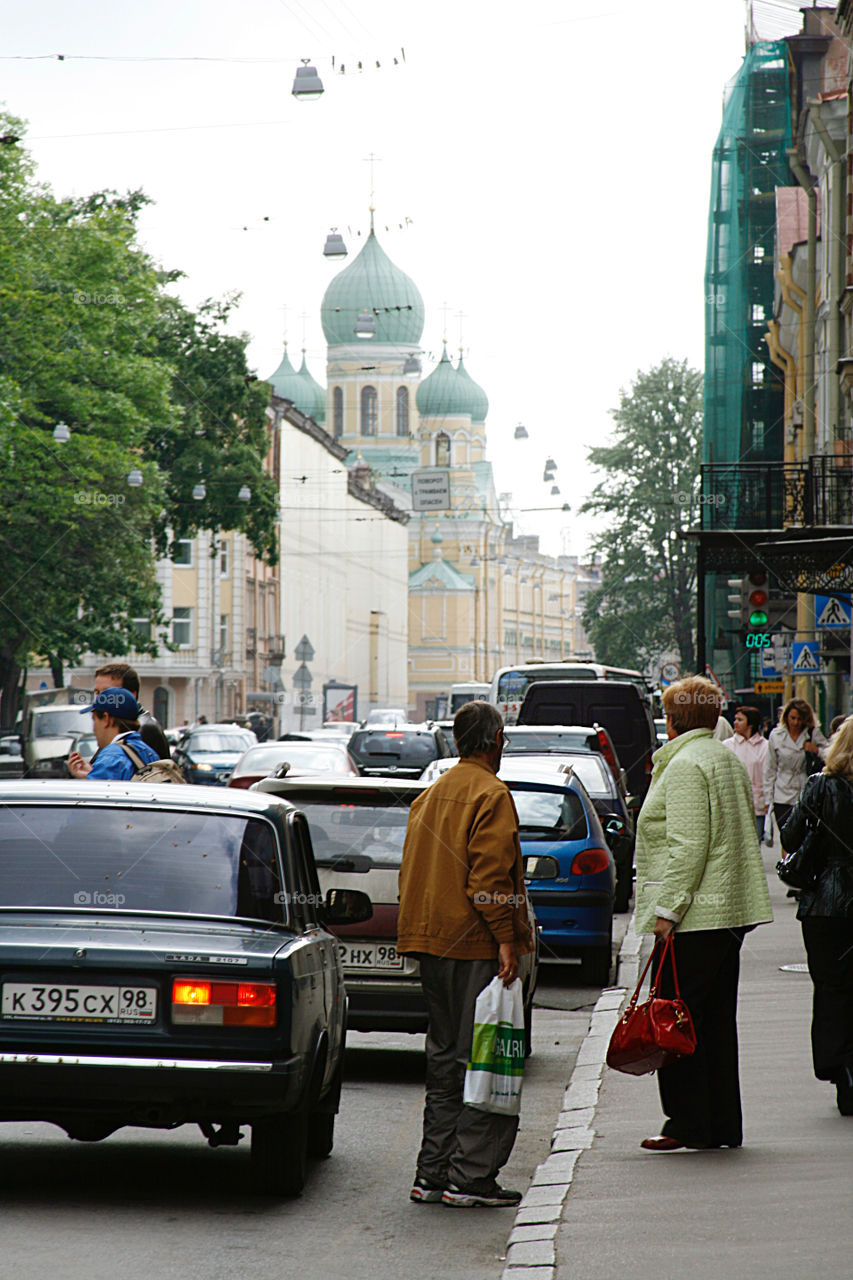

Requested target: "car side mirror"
[
  {"left": 523, "top": 854, "right": 560, "bottom": 881},
  {"left": 324, "top": 887, "right": 373, "bottom": 925}
]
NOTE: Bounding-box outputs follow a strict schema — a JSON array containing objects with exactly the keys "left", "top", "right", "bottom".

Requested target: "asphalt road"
[{"left": 0, "top": 958, "right": 619, "bottom": 1280}]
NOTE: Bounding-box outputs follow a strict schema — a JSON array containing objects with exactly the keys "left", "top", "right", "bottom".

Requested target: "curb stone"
[{"left": 501, "top": 924, "right": 644, "bottom": 1280}]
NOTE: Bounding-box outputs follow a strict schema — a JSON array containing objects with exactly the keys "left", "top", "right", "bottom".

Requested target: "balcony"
[{"left": 700, "top": 456, "right": 853, "bottom": 530}]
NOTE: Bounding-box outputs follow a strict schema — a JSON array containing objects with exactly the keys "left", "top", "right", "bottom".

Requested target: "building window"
[
  {"left": 361, "top": 385, "right": 377, "bottom": 436},
  {"left": 153, "top": 686, "right": 169, "bottom": 726},
  {"left": 219, "top": 538, "right": 230, "bottom": 578},
  {"left": 396, "top": 386, "right": 409, "bottom": 437},
  {"left": 173, "top": 538, "right": 193, "bottom": 567},
  {"left": 219, "top": 614, "right": 229, "bottom": 656},
  {"left": 751, "top": 363, "right": 764, "bottom": 386},
  {"left": 435, "top": 432, "right": 450, "bottom": 467},
  {"left": 333, "top": 386, "right": 344, "bottom": 438},
  {"left": 172, "top": 607, "right": 193, "bottom": 648}
]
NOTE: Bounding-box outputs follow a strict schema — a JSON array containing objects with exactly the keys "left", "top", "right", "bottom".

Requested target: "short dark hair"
[
  {"left": 736, "top": 705, "right": 761, "bottom": 735},
  {"left": 95, "top": 662, "right": 140, "bottom": 697},
  {"left": 93, "top": 712, "right": 140, "bottom": 734},
  {"left": 453, "top": 701, "right": 503, "bottom": 757}
]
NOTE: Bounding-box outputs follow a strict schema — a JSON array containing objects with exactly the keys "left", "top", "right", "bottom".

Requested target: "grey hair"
[{"left": 453, "top": 700, "right": 503, "bottom": 757}]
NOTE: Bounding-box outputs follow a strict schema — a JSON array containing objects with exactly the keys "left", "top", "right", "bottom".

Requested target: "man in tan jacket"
[{"left": 398, "top": 700, "right": 532, "bottom": 1208}]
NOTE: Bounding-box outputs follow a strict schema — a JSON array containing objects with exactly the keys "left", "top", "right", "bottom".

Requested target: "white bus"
[
  {"left": 488, "top": 661, "right": 650, "bottom": 724},
  {"left": 448, "top": 682, "right": 491, "bottom": 715}
]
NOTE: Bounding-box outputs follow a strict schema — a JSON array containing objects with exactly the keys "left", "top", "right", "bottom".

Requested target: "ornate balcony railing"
[{"left": 700, "top": 457, "right": 852, "bottom": 530}]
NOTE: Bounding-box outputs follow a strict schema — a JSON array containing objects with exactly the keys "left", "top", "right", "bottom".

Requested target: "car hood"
[{"left": 0, "top": 912, "right": 293, "bottom": 968}]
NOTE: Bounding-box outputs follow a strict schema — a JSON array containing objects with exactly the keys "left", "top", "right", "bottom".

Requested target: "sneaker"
[
  {"left": 442, "top": 1181, "right": 522, "bottom": 1208},
  {"left": 410, "top": 1175, "right": 445, "bottom": 1203}
]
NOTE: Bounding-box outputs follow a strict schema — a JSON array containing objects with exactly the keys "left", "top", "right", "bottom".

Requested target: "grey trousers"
[{"left": 416, "top": 954, "right": 519, "bottom": 1192}]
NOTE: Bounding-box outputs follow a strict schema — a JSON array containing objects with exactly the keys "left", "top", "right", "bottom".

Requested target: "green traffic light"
[{"left": 748, "top": 609, "right": 769, "bottom": 627}]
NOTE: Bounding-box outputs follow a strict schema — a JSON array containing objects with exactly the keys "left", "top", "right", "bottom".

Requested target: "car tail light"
[
  {"left": 595, "top": 729, "right": 620, "bottom": 781},
  {"left": 644, "top": 752, "right": 653, "bottom": 777},
  {"left": 171, "top": 978, "right": 276, "bottom": 1026},
  {"left": 570, "top": 848, "right": 611, "bottom": 876}
]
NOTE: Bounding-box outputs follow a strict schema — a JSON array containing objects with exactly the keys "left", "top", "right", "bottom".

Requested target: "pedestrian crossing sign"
[
  {"left": 815, "top": 594, "right": 851, "bottom": 630},
  {"left": 791, "top": 641, "right": 820, "bottom": 673}
]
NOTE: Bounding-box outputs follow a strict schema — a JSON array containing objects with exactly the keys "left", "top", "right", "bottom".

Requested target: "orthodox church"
[{"left": 267, "top": 220, "right": 590, "bottom": 719}]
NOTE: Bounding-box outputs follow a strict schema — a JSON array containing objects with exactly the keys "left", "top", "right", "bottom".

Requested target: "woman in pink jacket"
[{"left": 723, "top": 705, "right": 768, "bottom": 841}]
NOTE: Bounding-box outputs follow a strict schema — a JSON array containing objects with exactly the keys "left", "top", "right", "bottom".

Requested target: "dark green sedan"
[{"left": 0, "top": 780, "right": 370, "bottom": 1195}]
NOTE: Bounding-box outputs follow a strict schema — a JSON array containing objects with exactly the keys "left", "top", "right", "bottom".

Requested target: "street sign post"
[
  {"left": 791, "top": 641, "right": 821, "bottom": 675},
  {"left": 755, "top": 679, "right": 784, "bottom": 694},
  {"left": 815, "top": 595, "right": 852, "bottom": 630},
  {"left": 411, "top": 468, "right": 451, "bottom": 511},
  {"left": 294, "top": 635, "right": 315, "bottom": 662}
]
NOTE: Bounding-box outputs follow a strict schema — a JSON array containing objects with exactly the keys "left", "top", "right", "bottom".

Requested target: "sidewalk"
[{"left": 504, "top": 845, "right": 853, "bottom": 1279}]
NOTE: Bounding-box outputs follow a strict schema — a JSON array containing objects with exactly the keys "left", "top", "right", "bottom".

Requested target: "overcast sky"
[{"left": 2, "top": 0, "right": 809, "bottom": 556}]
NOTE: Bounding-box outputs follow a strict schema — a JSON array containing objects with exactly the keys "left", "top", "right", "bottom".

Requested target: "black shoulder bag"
[
  {"left": 776, "top": 774, "right": 826, "bottom": 891},
  {"left": 805, "top": 728, "right": 824, "bottom": 777}
]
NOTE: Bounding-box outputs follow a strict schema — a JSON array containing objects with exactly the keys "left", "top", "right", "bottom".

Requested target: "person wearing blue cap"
[{"left": 68, "top": 687, "right": 159, "bottom": 781}]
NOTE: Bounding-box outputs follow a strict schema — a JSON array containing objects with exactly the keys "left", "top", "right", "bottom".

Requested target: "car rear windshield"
[
  {"left": 504, "top": 729, "right": 593, "bottom": 753},
  {"left": 292, "top": 797, "right": 410, "bottom": 870},
  {"left": 0, "top": 805, "right": 284, "bottom": 922},
  {"left": 188, "top": 732, "right": 253, "bottom": 754},
  {"left": 235, "top": 744, "right": 347, "bottom": 776},
  {"left": 557, "top": 755, "right": 610, "bottom": 797},
  {"left": 348, "top": 731, "right": 440, "bottom": 769},
  {"left": 507, "top": 786, "right": 588, "bottom": 842}
]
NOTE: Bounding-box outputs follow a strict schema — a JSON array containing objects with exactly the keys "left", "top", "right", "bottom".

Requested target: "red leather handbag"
[{"left": 606, "top": 934, "right": 697, "bottom": 1076}]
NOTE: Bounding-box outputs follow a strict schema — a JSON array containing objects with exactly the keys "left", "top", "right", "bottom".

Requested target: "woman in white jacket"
[
  {"left": 723, "top": 705, "right": 768, "bottom": 840},
  {"left": 764, "top": 698, "right": 828, "bottom": 832}
]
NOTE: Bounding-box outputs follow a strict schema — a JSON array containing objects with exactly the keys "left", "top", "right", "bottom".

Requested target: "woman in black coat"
[{"left": 781, "top": 715, "right": 853, "bottom": 1115}]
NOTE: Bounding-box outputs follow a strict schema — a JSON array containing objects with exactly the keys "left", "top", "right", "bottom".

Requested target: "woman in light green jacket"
[{"left": 635, "top": 676, "right": 773, "bottom": 1152}]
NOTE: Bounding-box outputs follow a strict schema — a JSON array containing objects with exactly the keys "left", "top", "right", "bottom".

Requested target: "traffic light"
[{"left": 744, "top": 569, "right": 771, "bottom": 649}]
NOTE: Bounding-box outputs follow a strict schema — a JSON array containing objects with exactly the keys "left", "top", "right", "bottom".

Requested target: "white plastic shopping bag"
[
  {"left": 763, "top": 810, "right": 774, "bottom": 846},
  {"left": 462, "top": 976, "right": 525, "bottom": 1116}
]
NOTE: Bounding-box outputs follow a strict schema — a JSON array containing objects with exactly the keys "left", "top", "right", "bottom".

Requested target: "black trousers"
[
  {"left": 801, "top": 916, "right": 853, "bottom": 1081},
  {"left": 655, "top": 928, "right": 746, "bottom": 1148}
]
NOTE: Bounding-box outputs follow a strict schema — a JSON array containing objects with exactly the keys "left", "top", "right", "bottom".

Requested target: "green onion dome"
[
  {"left": 297, "top": 351, "right": 326, "bottom": 424},
  {"left": 321, "top": 229, "right": 425, "bottom": 346},
  {"left": 416, "top": 345, "right": 471, "bottom": 418},
  {"left": 456, "top": 354, "right": 489, "bottom": 423}
]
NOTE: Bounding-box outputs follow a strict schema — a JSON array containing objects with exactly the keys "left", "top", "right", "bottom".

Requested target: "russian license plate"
[
  {"left": 338, "top": 942, "right": 404, "bottom": 971},
  {"left": 1, "top": 983, "right": 157, "bottom": 1024}
]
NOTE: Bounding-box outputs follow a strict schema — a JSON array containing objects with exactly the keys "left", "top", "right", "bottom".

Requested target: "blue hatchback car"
[{"left": 499, "top": 761, "right": 618, "bottom": 985}]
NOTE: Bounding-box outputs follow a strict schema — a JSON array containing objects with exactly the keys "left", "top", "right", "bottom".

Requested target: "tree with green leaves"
[
  {"left": 0, "top": 113, "right": 278, "bottom": 722},
  {"left": 580, "top": 359, "right": 702, "bottom": 675}
]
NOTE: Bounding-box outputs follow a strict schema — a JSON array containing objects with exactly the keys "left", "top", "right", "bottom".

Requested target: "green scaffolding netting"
[
  {"left": 703, "top": 42, "right": 793, "bottom": 686},
  {"left": 703, "top": 40, "right": 792, "bottom": 468}
]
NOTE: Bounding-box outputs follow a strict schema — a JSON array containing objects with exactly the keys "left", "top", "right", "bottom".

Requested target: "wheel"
[
  {"left": 251, "top": 1106, "right": 309, "bottom": 1196},
  {"left": 307, "top": 1108, "right": 335, "bottom": 1158},
  {"left": 524, "top": 997, "right": 533, "bottom": 1059},
  {"left": 580, "top": 942, "right": 612, "bottom": 987}
]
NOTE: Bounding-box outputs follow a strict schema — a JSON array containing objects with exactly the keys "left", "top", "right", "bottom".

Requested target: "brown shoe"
[{"left": 640, "top": 1135, "right": 684, "bottom": 1151}]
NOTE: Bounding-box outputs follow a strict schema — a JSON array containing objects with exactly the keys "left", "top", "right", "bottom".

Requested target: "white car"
[{"left": 420, "top": 756, "right": 459, "bottom": 784}]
